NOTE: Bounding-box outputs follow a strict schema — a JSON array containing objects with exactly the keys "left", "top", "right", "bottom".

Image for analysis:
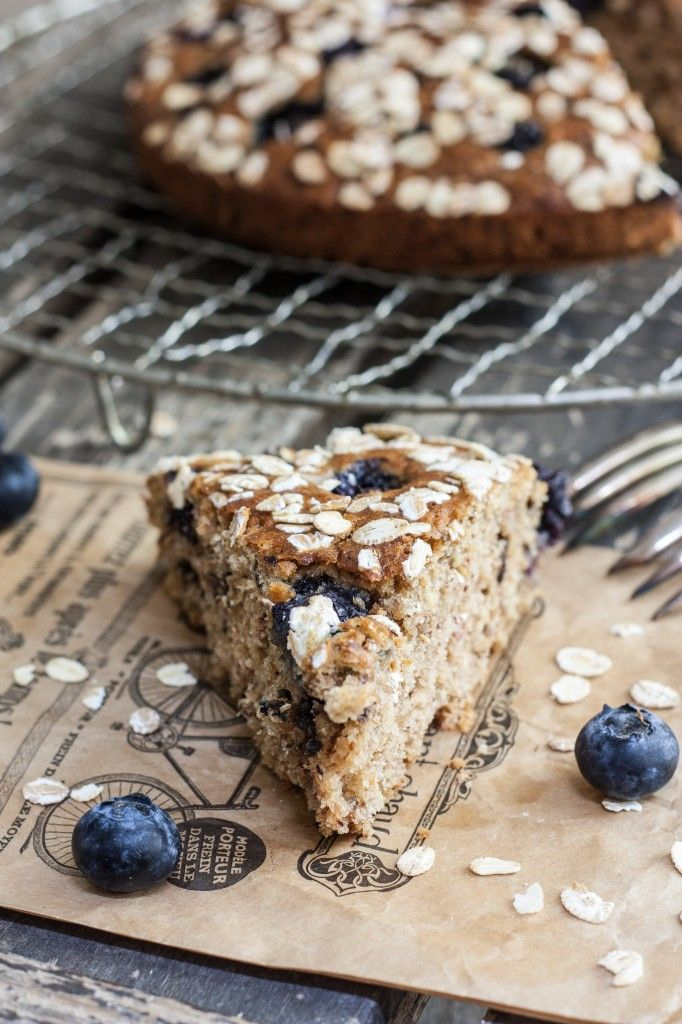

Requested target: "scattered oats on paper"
[
  {"left": 81, "top": 686, "right": 106, "bottom": 711},
  {"left": 513, "top": 883, "right": 544, "bottom": 915},
  {"left": 550, "top": 674, "right": 591, "bottom": 704},
  {"left": 630, "top": 679, "right": 679, "bottom": 709},
  {"left": 70, "top": 783, "right": 103, "bottom": 803},
  {"left": 156, "top": 662, "right": 198, "bottom": 688},
  {"left": 609, "top": 622, "right": 644, "bottom": 638},
  {"left": 598, "top": 950, "right": 644, "bottom": 987},
  {"left": 602, "top": 798, "right": 642, "bottom": 813},
  {"left": 397, "top": 845, "right": 435, "bottom": 877},
  {"left": 560, "top": 885, "right": 614, "bottom": 924},
  {"left": 129, "top": 707, "right": 162, "bottom": 735},
  {"left": 555, "top": 646, "right": 612, "bottom": 678},
  {"left": 45, "top": 657, "right": 90, "bottom": 683},
  {"left": 469, "top": 857, "right": 521, "bottom": 876},
  {"left": 547, "top": 736, "right": 574, "bottom": 753},
  {"left": 23, "top": 777, "right": 69, "bottom": 806}
]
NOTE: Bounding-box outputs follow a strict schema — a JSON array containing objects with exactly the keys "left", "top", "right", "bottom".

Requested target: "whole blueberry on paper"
[
  {"left": 575, "top": 703, "right": 679, "bottom": 800},
  {"left": 72, "top": 793, "right": 180, "bottom": 893},
  {"left": 0, "top": 451, "right": 40, "bottom": 529}
]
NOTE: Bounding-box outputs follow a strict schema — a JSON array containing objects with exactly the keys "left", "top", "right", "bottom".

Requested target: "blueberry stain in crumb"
[
  {"left": 333, "top": 458, "right": 402, "bottom": 498},
  {"left": 575, "top": 704, "right": 679, "bottom": 800},
  {"left": 534, "top": 464, "right": 572, "bottom": 546},
  {"left": 72, "top": 793, "right": 181, "bottom": 893},
  {"left": 167, "top": 503, "right": 198, "bottom": 544},
  {"left": 272, "top": 574, "right": 371, "bottom": 643},
  {"left": 0, "top": 451, "right": 40, "bottom": 529}
]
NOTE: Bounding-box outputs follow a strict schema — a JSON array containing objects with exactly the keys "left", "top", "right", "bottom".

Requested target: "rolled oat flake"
[
  {"left": 156, "top": 662, "right": 198, "bottom": 688},
  {"left": 397, "top": 845, "right": 435, "bottom": 876},
  {"left": 555, "top": 646, "right": 612, "bottom": 677},
  {"left": 560, "top": 885, "right": 614, "bottom": 923},
  {"left": 23, "top": 777, "right": 69, "bottom": 805},
  {"left": 45, "top": 656, "right": 89, "bottom": 683}
]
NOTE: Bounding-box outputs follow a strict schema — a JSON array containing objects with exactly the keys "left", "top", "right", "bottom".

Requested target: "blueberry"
[
  {"left": 322, "top": 37, "right": 365, "bottom": 65},
  {"left": 512, "top": 1, "right": 546, "bottom": 14},
  {"left": 575, "top": 704, "right": 679, "bottom": 801},
  {"left": 333, "top": 458, "right": 402, "bottom": 498},
  {"left": 184, "top": 65, "right": 224, "bottom": 86},
  {"left": 72, "top": 793, "right": 180, "bottom": 893},
  {"left": 272, "top": 574, "right": 371, "bottom": 644},
  {"left": 496, "top": 54, "right": 549, "bottom": 90},
  {"left": 499, "top": 119, "right": 545, "bottom": 152},
  {"left": 167, "top": 503, "right": 197, "bottom": 544},
  {"left": 254, "top": 100, "right": 325, "bottom": 145},
  {"left": 0, "top": 451, "right": 40, "bottom": 530},
  {"left": 534, "top": 463, "right": 573, "bottom": 546}
]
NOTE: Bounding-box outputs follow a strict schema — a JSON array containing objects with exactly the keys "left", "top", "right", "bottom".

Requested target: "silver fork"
[{"left": 565, "top": 422, "right": 682, "bottom": 620}]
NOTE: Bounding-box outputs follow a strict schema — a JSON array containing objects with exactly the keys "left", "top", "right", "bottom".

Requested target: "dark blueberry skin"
[
  {"left": 0, "top": 451, "right": 40, "bottom": 529},
  {"left": 499, "top": 119, "right": 545, "bottom": 152},
  {"left": 72, "top": 793, "right": 181, "bottom": 893},
  {"left": 575, "top": 704, "right": 679, "bottom": 801},
  {"left": 534, "top": 463, "right": 573, "bottom": 546},
  {"left": 255, "top": 100, "right": 325, "bottom": 145},
  {"left": 512, "top": 1, "right": 546, "bottom": 15},
  {"left": 333, "top": 458, "right": 402, "bottom": 498},
  {"left": 272, "top": 573, "right": 371, "bottom": 644},
  {"left": 184, "top": 64, "right": 225, "bottom": 86},
  {"left": 496, "top": 54, "right": 549, "bottom": 90},
  {"left": 322, "top": 37, "right": 365, "bottom": 65}
]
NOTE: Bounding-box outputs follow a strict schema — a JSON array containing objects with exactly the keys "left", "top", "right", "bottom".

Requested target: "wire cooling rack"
[{"left": 1, "top": 0, "right": 682, "bottom": 448}]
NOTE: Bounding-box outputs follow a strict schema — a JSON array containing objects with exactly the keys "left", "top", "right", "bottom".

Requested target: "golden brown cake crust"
[{"left": 126, "top": 0, "right": 681, "bottom": 274}]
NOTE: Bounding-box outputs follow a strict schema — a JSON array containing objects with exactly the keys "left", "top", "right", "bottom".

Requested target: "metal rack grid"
[{"left": 1, "top": 0, "right": 682, "bottom": 448}]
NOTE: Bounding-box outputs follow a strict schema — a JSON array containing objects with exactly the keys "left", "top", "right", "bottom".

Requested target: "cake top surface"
[
  {"left": 149, "top": 423, "right": 538, "bottom": 591},
  {"left": 128, "top": 0, "right": 678, "bottom": 218}
]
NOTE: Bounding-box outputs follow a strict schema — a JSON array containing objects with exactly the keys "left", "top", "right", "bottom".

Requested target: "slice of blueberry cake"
[
  {"left": 146, "top": 424, "right": 552, "bottom": 835},
  {"left": 127, "top": 0, "right": 680, "bottom": 274}
]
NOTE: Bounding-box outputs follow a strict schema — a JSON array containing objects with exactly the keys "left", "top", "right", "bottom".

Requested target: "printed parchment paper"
[{"left": 0, "top": 460, "right": 680, "bottom": 1024}]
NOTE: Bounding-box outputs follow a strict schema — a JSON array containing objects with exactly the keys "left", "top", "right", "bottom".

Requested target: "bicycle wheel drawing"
[
  {"left": 130, "top": 647, "right": 242, "bottom": 729},
  {"left": 33, "top": 773, "right": 195, "bottom": 875}
]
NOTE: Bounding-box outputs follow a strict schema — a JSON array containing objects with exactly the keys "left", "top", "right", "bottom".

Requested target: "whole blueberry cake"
[
  {"left": 147, "top": 424, "right": 550, "bottom": 835},
  {"left": 126, "top": 0, "right": 681, "bottom": 274}
]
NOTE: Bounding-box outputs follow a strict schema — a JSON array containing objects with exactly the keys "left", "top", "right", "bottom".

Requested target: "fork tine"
[
  {"left": 609, "top": 509, "right": 682, "bottom": 573},
  {"left": 652, "top": 586, "right": 682, "bottom": 620},
  {"left": 572, "top": 442, "right": 682, "bottom": 513},
  {"left": 571, "top": 422, "right": 682, "bottom": 496},
  {"left": 563, "top": 463, "right": 682, "bottom": 550},
  {"left": 631, "top": 545, "right": 682, "bottom": 598}
]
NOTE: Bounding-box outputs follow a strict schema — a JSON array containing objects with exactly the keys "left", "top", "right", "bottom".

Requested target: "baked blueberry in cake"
[
  {"left": 126, "top": 0, "right": 680, "bottom": 274},
  {"left": 147, "top": 424, "right": 550, "bottom": 835}
]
